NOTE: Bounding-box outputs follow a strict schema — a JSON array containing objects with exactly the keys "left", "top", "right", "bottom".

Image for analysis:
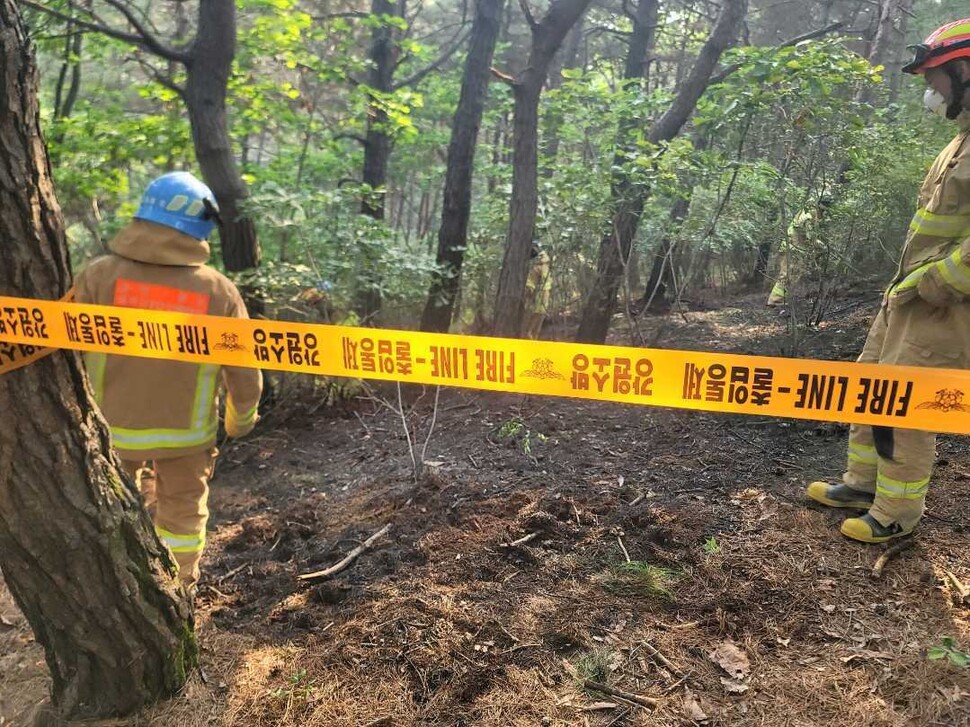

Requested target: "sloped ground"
[{"left": 2, "top": 293, "right": 969, "bottom": 726}]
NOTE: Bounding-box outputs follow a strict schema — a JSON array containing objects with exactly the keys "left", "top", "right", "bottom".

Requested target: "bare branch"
[
  {"left": 24, "top": 0, "right": 189, "bottom": 63},
  {"left": 332, "top": 132, "right": 369, "bottom": 146},
  {"left": 392, "top": 28, "right": 470, "bottom": 90},
  {"left": 490, "top": 66, "right": 515, "bottom": 85},
  {"left": 311, "top": 11, "right": 369, "bottom": 20},
  {"left": 100, "top": 0, "right": 187, "bottom": 61},
  {"left": 518, "top": 0, "right": 539, "bottom": 32},
  {"left": 134, "top": 56, "right": 185, "bottom": 97}
]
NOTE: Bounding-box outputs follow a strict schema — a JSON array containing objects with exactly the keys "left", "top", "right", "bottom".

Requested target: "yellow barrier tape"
[
  {"left": 0, "top": 289, "right": 73, "bottom": 376},
  {"left": 3, "top": 294, "right": 970, "bottom": 434}
]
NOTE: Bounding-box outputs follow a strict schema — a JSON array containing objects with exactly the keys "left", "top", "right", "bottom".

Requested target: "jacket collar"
[{"left": 108, "top": 220, "right": 211, "bottom": 267}]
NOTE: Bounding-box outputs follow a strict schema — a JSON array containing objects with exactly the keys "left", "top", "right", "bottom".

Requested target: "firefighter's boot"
[
  {"left": 840, "top": 513, "right": 914, "bottom": 544},
  {"left": 805, "top": 481, "right": 874, "bottom": 510}
]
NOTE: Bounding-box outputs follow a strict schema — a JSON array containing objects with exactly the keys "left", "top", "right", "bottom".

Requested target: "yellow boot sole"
[
  {"left": 840, "top": 516, "right": 914, "bottom": 544},
  {"left": 805, "top": 481, "right": 873, "bottom": 510}
]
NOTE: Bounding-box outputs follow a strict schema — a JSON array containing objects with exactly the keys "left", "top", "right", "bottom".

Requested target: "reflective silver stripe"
[
  {"left": 876, "top": 473, "right": 929, "bottom": 500},
  {"left": 111, "top": 363, "right": 219, "bottom": 451},
  {"left": 848, "top": 442, "right": 877, "bottom": 465},
  {"left": 939, "top": 248, "right": 970, "bottom": 294},
  {"left": 84, "top": 352, "right": 107, "bottom": 404},
  {"left": 909, "top": 209, "right": 970, "bottom": 238},
  {"left": 156, "top": 527, "right": 205, "bottom": 553}
]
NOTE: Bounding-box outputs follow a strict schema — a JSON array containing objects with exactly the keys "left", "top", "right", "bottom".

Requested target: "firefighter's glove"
[{"left": 225, "top": 399, "right": 259, "bottom": 438}]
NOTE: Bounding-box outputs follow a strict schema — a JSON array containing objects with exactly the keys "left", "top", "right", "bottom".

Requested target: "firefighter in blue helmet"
[{"left": 75, "top": 172, "right": 263, "bottom": 588}]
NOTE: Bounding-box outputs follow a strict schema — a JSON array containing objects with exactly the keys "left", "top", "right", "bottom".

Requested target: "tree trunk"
[
  {"left": 421, "top": 0, "right": 506, "bottom": 333},
  {"left": 641, "top": 192, "right": 691, "bottom": 311},
  {"left": 576, "top": 0, "right": 748, "bottom": 343},
  {"left": 492, "top": 0, "right": 592, "bottom": 337},
  {"left": 0, "top": 1, "right": 195, "bottom": 720},
  {"left": 185, "top": 0, "right": 259, "bottom": 274},
  {"left": 354, "top": 0, "right": 403, "bottom": 323},
  {"left": 541, "top": 16, "right": 585, "bottom": 176}
]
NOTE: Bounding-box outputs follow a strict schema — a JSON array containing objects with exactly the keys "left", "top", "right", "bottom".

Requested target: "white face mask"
[{"left": 924, "top": 88, "right": 949, "bottom": 117}]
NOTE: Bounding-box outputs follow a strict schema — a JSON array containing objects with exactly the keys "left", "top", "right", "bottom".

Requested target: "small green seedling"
[{"left": 928, "top": 637, "right": 969, "bottom": 668}]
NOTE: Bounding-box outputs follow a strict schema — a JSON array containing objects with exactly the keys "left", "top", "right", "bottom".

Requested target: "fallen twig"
[
  {"left": 218, "top": 562, "right": 248, "bottom": 584},
  {"left": 871, "top": 537, "right": 915, "bottom": 579},
  {"left": 583, "top": 679, "right": 659, "bottom": 708},
  {"left": 605, "top": 708, "right": 631, "bottom": 727},
  {"left": 617, "top": 537, "right": 631, "bottom": 563},
  {"left": 627, "top": 493, "right": 645, "bottom": 507},
  {"left": 297, "top": 524, "right": 392, "bottom": 581},
  {"left": 504, "top": 531, "right": 540, "bottom": 547},
  {"left": 943, "top": 569, "right": 970, "bottom": 607},
  {"left": 642, "top": 641, "right": 681, "bottom": 677}
]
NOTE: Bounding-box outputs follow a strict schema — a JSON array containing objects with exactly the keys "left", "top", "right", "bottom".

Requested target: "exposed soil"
[{"left": 2, "top": 292, "right": 969, "bottom": 726}]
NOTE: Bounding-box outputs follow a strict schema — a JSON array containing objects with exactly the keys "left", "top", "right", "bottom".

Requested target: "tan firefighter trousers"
[
  {"left": 122, "top": 448, "right": 217, "bottom": 587},
  {"left": 843, "top": 296, "right": 970, "bottom": 529}
]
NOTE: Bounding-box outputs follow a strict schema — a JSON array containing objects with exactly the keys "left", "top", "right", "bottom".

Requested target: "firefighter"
[
  {"left": 806, "top": 19, "right": 970, "bottom": 543},
  {"left": 523, "top": 241, "right": 552, "bottom": 339},
  {"left": 76, "top": 172, "right": 263, "bottom": 587},
  {"left": 766, "top": 195, "right": 831, "bottom": 308}
]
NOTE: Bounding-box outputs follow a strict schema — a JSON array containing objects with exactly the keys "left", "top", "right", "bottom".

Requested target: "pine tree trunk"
[
  {"left": 421, "top": 0, "right": 507, "bottom": 333},
  {"left": 492, "top": 0, "right": 592, "bottom": 337},
  {"left": 0, "top": 2, "right": 196, "bottom": 718},
  {"left": 185, "top": 0, "right": 260, "bottom": 274},
  {"left": 354, "top": 0, "right": 403, "bottom": 323},
  {"left": 576, "top": 0, "right": 748, "bottom": 343}
]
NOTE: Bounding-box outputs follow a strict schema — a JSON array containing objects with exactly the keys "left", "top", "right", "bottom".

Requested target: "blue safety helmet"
[{"left": 134, "top": 172, "right": 220, "bottom": 241}]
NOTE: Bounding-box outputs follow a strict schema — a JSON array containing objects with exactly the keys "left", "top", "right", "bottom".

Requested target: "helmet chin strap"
[{"left": 944, "top": 64, "right": 970, "bottom": 119}]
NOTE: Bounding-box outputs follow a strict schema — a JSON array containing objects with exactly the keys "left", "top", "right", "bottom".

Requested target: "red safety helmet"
[{"left": 903, "top": 19, "right": 970, "bottom": 75}]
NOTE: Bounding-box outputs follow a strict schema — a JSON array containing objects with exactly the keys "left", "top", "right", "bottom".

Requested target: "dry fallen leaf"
[
  {"left": 840, "top": 649, "right": 894, "bottom": 664},
  {"left": 822, "top": 604, "right": 837, "bottom": 614},
  {"left": 710, "top": 640, "right": 750, "bottom": 679},
  {"left": 720, "top": 677, "right": 749, "bottom": 694},
  {"left": 683, "top": 689, "right": 709, "bottom": 722}
]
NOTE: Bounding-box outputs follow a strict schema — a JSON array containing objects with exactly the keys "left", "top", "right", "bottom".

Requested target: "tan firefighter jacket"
[
  {"left": 525, "top": 250, "right": 552, "bottom": 315},
  {"left": 887, "top": 129, "right": 970, "bottom": 308},
  {"left": 75, "top": 220, "right": 263, "bottom": 460}
]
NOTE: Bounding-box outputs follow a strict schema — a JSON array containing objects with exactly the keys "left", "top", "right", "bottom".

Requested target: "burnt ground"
[{"left": 2, "top": 292, "right": 969, "bottom": 726}]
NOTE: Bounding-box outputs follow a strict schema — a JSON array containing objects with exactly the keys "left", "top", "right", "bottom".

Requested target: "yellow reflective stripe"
[
  {"left": 110, "top": 363, "right": 219, "bottom": 451},
  {"left": 193, "top": 364, "right": 219, "bottom": 430},
  {"left": 848, "top": 442, "right": 877, "bottom": 465},
  {"left": 891, "top": 261, "right": 935, "bottom": 294},
  {"left": 111, "top": 422, "right": 218, "bottom": 450},
  {"left": 770, "top": 282, "right": 786, "bottom": 298},
  {"left": 156, "top": 526, "right": 205, "bottom": 553},
  {"left": 84, "top": 352, "right": 107, "bottom": 404},
  {"left": 227, "top": 398, "right": 258, "bottom": 427},
  {"left": 876, "top": 472, "right": 929, "bottom": 499},
  {"left": 937, "top": 247, "right": 970, "bottom": 294},
  {"left": 909, "top": 209, "right": 970, "bottom": 238}
]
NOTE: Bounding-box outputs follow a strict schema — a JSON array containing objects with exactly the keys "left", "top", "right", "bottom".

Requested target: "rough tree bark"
[
  {"left": 26, "top": 0, "right": 260, "bottom": 273},
  {"left": 420, "top": 0, "right": 507, "bottom": 333},
  {"left": 576, "top": 0, "right": 748, "bottom": 343},
  {"left": 186, "top": 0, "right": 259, "bottom": 272},
  {"left": 492, "top": 0, "right": 593, "bottom": 337},
  {"left": 0, "top": 1, "right": 195, "bottom": 719},
  {"left": 354, "top": 0, "right": 404, "bottom": 323}
]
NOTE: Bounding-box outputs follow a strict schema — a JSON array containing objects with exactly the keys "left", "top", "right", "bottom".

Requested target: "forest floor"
[{"left": 2, "top": 290, "right": 969, "bottom": 726}]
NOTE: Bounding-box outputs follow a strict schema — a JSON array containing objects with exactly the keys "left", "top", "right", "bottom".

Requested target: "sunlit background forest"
[{"left": 26, "top": 0, "right": 967, "bottom": 340}]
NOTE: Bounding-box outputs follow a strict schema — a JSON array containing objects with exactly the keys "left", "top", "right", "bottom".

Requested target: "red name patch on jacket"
[{"left": 113, "top": 279, "right": 210, "bottom": 314}]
